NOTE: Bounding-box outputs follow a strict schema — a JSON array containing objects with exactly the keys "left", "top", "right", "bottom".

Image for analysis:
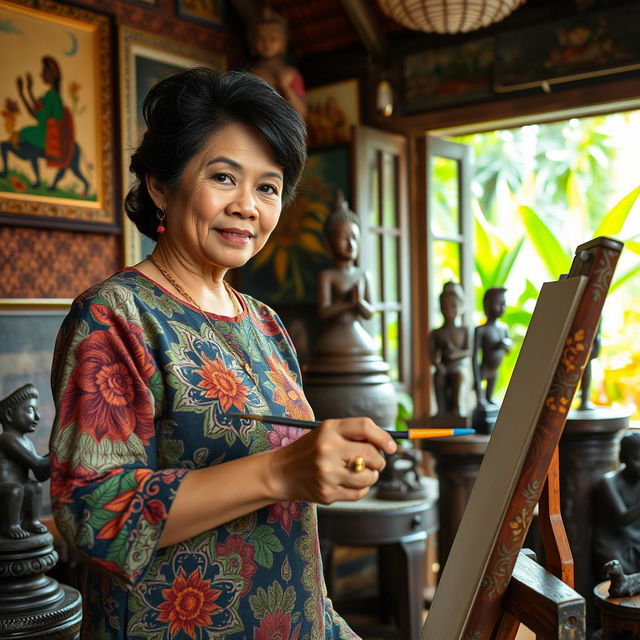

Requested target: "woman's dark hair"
[{"left": 125, "top": 67, "right": 307, "bottom": 241}]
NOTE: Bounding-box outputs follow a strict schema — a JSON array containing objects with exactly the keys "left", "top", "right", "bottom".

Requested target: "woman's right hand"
[{"left": 266, "top": 417, "right": 397, "bottom": 505}]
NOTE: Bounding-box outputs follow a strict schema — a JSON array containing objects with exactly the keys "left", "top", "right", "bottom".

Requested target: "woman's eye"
[
  {"left": 212, "top": 173, "right": 233, "bottom": 184},
  {"left": 259, "top": 184, "right": 279, "bottom": 196}
]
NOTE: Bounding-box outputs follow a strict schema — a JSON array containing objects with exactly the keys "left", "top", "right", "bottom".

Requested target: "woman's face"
[{"left": 161, "top": 122, "right": 284, "bottom": 273}]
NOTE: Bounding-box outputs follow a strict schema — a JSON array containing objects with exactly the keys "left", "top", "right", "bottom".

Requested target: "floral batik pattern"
[{"left": 49, "top": 269, "right": 358, "bottom": 639}]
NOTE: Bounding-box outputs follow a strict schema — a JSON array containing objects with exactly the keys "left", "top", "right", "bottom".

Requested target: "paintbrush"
[{"left": 228, "top": 413, "right": 475, "bottom": 439}]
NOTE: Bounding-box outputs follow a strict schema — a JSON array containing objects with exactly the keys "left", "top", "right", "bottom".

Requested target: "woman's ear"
[{"left": 145, "top": 174, "right": 169, "bottom": 210}]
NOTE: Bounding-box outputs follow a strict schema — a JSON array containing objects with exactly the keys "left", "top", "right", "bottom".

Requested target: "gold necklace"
[{"left": 147, "top": 254, "right": 260, "bottom": 386}]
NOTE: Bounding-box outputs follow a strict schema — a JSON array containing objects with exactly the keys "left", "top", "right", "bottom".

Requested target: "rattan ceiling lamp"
[{"left": 377, "top": 0, "right": 527, "bottom": 34}]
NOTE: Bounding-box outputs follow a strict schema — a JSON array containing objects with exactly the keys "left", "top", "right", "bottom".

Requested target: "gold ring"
[{"left": 352, "top": 456, "right": 365, "bottom": 473}]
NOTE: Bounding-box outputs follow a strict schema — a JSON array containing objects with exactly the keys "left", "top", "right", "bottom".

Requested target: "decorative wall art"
[
  {"left": 0, "top": 299, "right": 72, "bottom": 517},
  {"left": 494, "top": 4, "right": 640, "bottom": 92},
  {"left": 0, "top": 0, "right": 116, "bottom": 230},
  {"left": 306, "top": 79, "right": 359, "bottom": 148},
  {"left": 119, "top": 26, "right": 226, "bottom": 264},
  {"left": 176, "top": 0, "right": 223, "bottom": 27},
  {"left": 403, "top": 38, "right": 494, "bottom": 114}
]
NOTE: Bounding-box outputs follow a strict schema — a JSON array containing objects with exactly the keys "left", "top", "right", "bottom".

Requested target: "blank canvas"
[{"left": 422, "top": 275, "right": 587, "bottom": 640}]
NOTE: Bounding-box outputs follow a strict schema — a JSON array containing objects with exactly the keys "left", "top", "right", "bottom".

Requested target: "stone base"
[
  {"left": 471, "top": 405, "right": 500, "bottom": 434},
  {"left": 0, "top": 583, "right": 82, "bottom": 639}
]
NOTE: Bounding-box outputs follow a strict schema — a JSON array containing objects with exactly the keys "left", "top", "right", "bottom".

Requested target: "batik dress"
[{"left": 49, "top": 269, "right": 358, "bottom": 640}]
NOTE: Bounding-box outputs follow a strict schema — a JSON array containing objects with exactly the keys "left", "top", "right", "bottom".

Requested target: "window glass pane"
[
  {"left": 368, "top": 148, "right": 381, "bottom": 226},
  {"left": 385, "top": 311, "right": 400, "bottom": 381},
  {"left": 364, "top": 232, "right": 382, "bottom": 303},
  {"left": 431, "top": 156, "right": 459, "bottom": 237},
  {"left": 431, "top": 240, "right": 461, "bottom": 326},
  {"left": 382, "top": 152, "right": 398, "bottom": 228},
  {"left": 383, "top": 235, "right": 399, "bottom": 303}
]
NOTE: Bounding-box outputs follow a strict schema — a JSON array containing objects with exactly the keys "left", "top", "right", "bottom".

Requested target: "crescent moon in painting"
[{"left": 64, "top": 32, "right": 78, "bottom": 56}]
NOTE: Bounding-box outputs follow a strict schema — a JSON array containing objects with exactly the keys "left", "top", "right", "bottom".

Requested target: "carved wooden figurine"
[
  {"left": 429, "top": 281, "right": 471, "bottom": 417},
  {"left": 249, "top": 6, "right": 307, "bottom": 118},
  {"left": 594, "top": 431, "right": 640, "bottom": 576},
  {"left": 0, "top": 383, "right": 50, "bottom": 539}
]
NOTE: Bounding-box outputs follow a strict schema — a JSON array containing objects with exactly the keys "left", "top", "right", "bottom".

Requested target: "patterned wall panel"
[{"left": 0, "top": 226, "right": 120, "bottom": 298}]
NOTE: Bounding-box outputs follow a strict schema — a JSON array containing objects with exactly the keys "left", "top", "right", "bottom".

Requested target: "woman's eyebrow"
[{"left": 206, "top": 156, "right": 283, "bottom": 181}]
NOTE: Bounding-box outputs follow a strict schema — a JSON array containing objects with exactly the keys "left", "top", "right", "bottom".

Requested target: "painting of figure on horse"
[{"left": 0, "top": 55, "right": 94, "bottom": 200}]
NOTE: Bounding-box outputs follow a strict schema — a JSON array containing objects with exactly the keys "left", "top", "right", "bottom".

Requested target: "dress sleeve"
[{"left": 49, "top": 292, "right": 188, "bottom": 588}]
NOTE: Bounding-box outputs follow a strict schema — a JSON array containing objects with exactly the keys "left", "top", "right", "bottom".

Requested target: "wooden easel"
[
  {"left": 467, "top": 237, "right": 623, "bottom": 640},
  {"left": 422, "top": 237, "right": 624, "bottom": 640}
]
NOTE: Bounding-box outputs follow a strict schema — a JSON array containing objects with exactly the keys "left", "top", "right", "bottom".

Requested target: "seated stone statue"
[
  {"left": 313, "top": 190, "right": 375, "bottom": 358},
  {"left": 429, "top": 281, "right": 471, "bottom": 417},
  {"left": 0, "top": 384, "right": 50, "bottom": 539},
  {"left": 594, "top": 431, "right": 640, "bottom": 575},
  {"left": 472, "top": 287, "right": 512, "bottom": 408}
]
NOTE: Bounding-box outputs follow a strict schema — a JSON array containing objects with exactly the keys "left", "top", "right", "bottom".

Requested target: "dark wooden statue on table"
[
  {"left": 429, "top": 281, "right": 471, "bottom": 424},
  {"left": 303, "top": 192, "right": 426, "bottom": 499},
  {"left": 471, "top": 287, "right": 512, "bottom": 434},
  {"left": 0, "top": 384, "right": 81, "bottom": 639}
]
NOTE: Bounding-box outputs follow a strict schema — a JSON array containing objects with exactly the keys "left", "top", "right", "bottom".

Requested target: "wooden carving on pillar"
[
  {"left": 422, "top": 237, "right": 623, "bottom": 640},
  {"left": 0, "top": 383, "right": 81, "bottom": 639}
]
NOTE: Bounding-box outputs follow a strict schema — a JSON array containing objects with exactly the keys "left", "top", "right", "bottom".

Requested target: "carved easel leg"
[
  {"left": 538, "top": 447, "right": 574, "bottom": 586},
  {"left": 493, "top": 448, "right": 574, "bottom": 639}
]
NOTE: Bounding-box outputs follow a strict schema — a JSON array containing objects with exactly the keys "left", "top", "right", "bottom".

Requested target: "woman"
[{"left": 49, "top": 68, "right": 395, "bottom": 639}]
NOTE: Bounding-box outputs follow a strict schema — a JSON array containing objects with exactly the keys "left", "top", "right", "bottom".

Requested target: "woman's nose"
[{"left": 226, "top": 189, "right": 258, "bottom": 218}]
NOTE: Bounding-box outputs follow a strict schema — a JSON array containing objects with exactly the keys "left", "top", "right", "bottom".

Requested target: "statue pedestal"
[
  {"left": 421, "top": 435, "right": 490, "bottom": 570},
  {"left": 471, "top": 404, "right": 500, "bottom": 434},
  {"left": 303, "top": 354, "right": 397, "bottom": 430},
  {"left": 0, "top": 532, "right": 82, "bottom": 639},
  {"left": 559, "top": 406, "right": 631, "bottom": 631}
]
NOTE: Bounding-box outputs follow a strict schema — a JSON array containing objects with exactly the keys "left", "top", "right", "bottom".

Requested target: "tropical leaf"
[
  {"left": 517, "top": 205, "right": 571, "bottom": 278},
  {"left": 609, "top": 262, "right": 640, "bottom": 294},
  {"left": 593, "top": 185, "right": 640, "bottom": 238}
]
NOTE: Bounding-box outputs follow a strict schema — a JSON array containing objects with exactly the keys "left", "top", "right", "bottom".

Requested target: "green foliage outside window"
[{"left": 453, "top": 111, "right": 640, "bottom": 417}]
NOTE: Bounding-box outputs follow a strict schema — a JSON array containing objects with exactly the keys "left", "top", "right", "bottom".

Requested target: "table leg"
[{"left": 398, "top": 535, "right": 427, "bottom": 640}]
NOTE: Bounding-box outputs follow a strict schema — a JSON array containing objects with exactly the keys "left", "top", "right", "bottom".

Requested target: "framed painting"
[
  {"left": 176, "top": 0, "right": 223, "bottom": 27},
  {"left": 307, "top": 80, "right": 359, "bottom": 148},
  {"left": 0, "top": 0, "right": 116, "bottom": 231},
  {"left": 239, "top": 144, "right": 351, "bottom": 306},
  {"left": 494, "top": 4, "right": 640, "bottom": 93},
  {"left": 403, "top": 38, "right": 494, "bottom": 114},
  {"left": 119, "top": 26, "right": 226, "bottom": 265},
  {"left": 0, "top": 298, "right": 72, "bottom": 518}
]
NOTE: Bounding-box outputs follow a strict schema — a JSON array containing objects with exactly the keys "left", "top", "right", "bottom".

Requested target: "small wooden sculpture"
[
  {"left": 604, "top": 559, "right": 640, "bottom": 598},
  {"left": 249, "top": 6, "right": 307, "bottom": 118},
  {"left": 471, "top": 287, "right": 512, "bottom": 432},
  {"left": 315, "top": 190, "right": 375, "bottom": 358},
  {"left": 0, "top": 383, "right": 50, "bottom": 539},
  {"left": 429, "top": 281, "right": 471, "bottom": 417},
  {"left": 578, "top": 320, "right": 601, "bottom": 410},
  {"left": 594, "top": 431, "right": 640, "bottom": 576}
]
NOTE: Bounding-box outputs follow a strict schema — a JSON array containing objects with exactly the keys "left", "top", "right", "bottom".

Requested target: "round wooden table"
[
  {"left": 594, "top": 579, "right": 640, "bottom": 639},
  {"left": 317, "top": 477, "right": 438, "bottom": 640}
]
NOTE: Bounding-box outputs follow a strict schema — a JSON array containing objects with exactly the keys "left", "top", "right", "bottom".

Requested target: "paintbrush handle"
[{"left": 229, "top": 413, "right": 475, "bottom": 439}]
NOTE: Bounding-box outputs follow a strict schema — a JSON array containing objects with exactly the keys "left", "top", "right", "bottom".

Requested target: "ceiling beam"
[{"left": 340, "top": 0, "right": 389, "bottom": 61}]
